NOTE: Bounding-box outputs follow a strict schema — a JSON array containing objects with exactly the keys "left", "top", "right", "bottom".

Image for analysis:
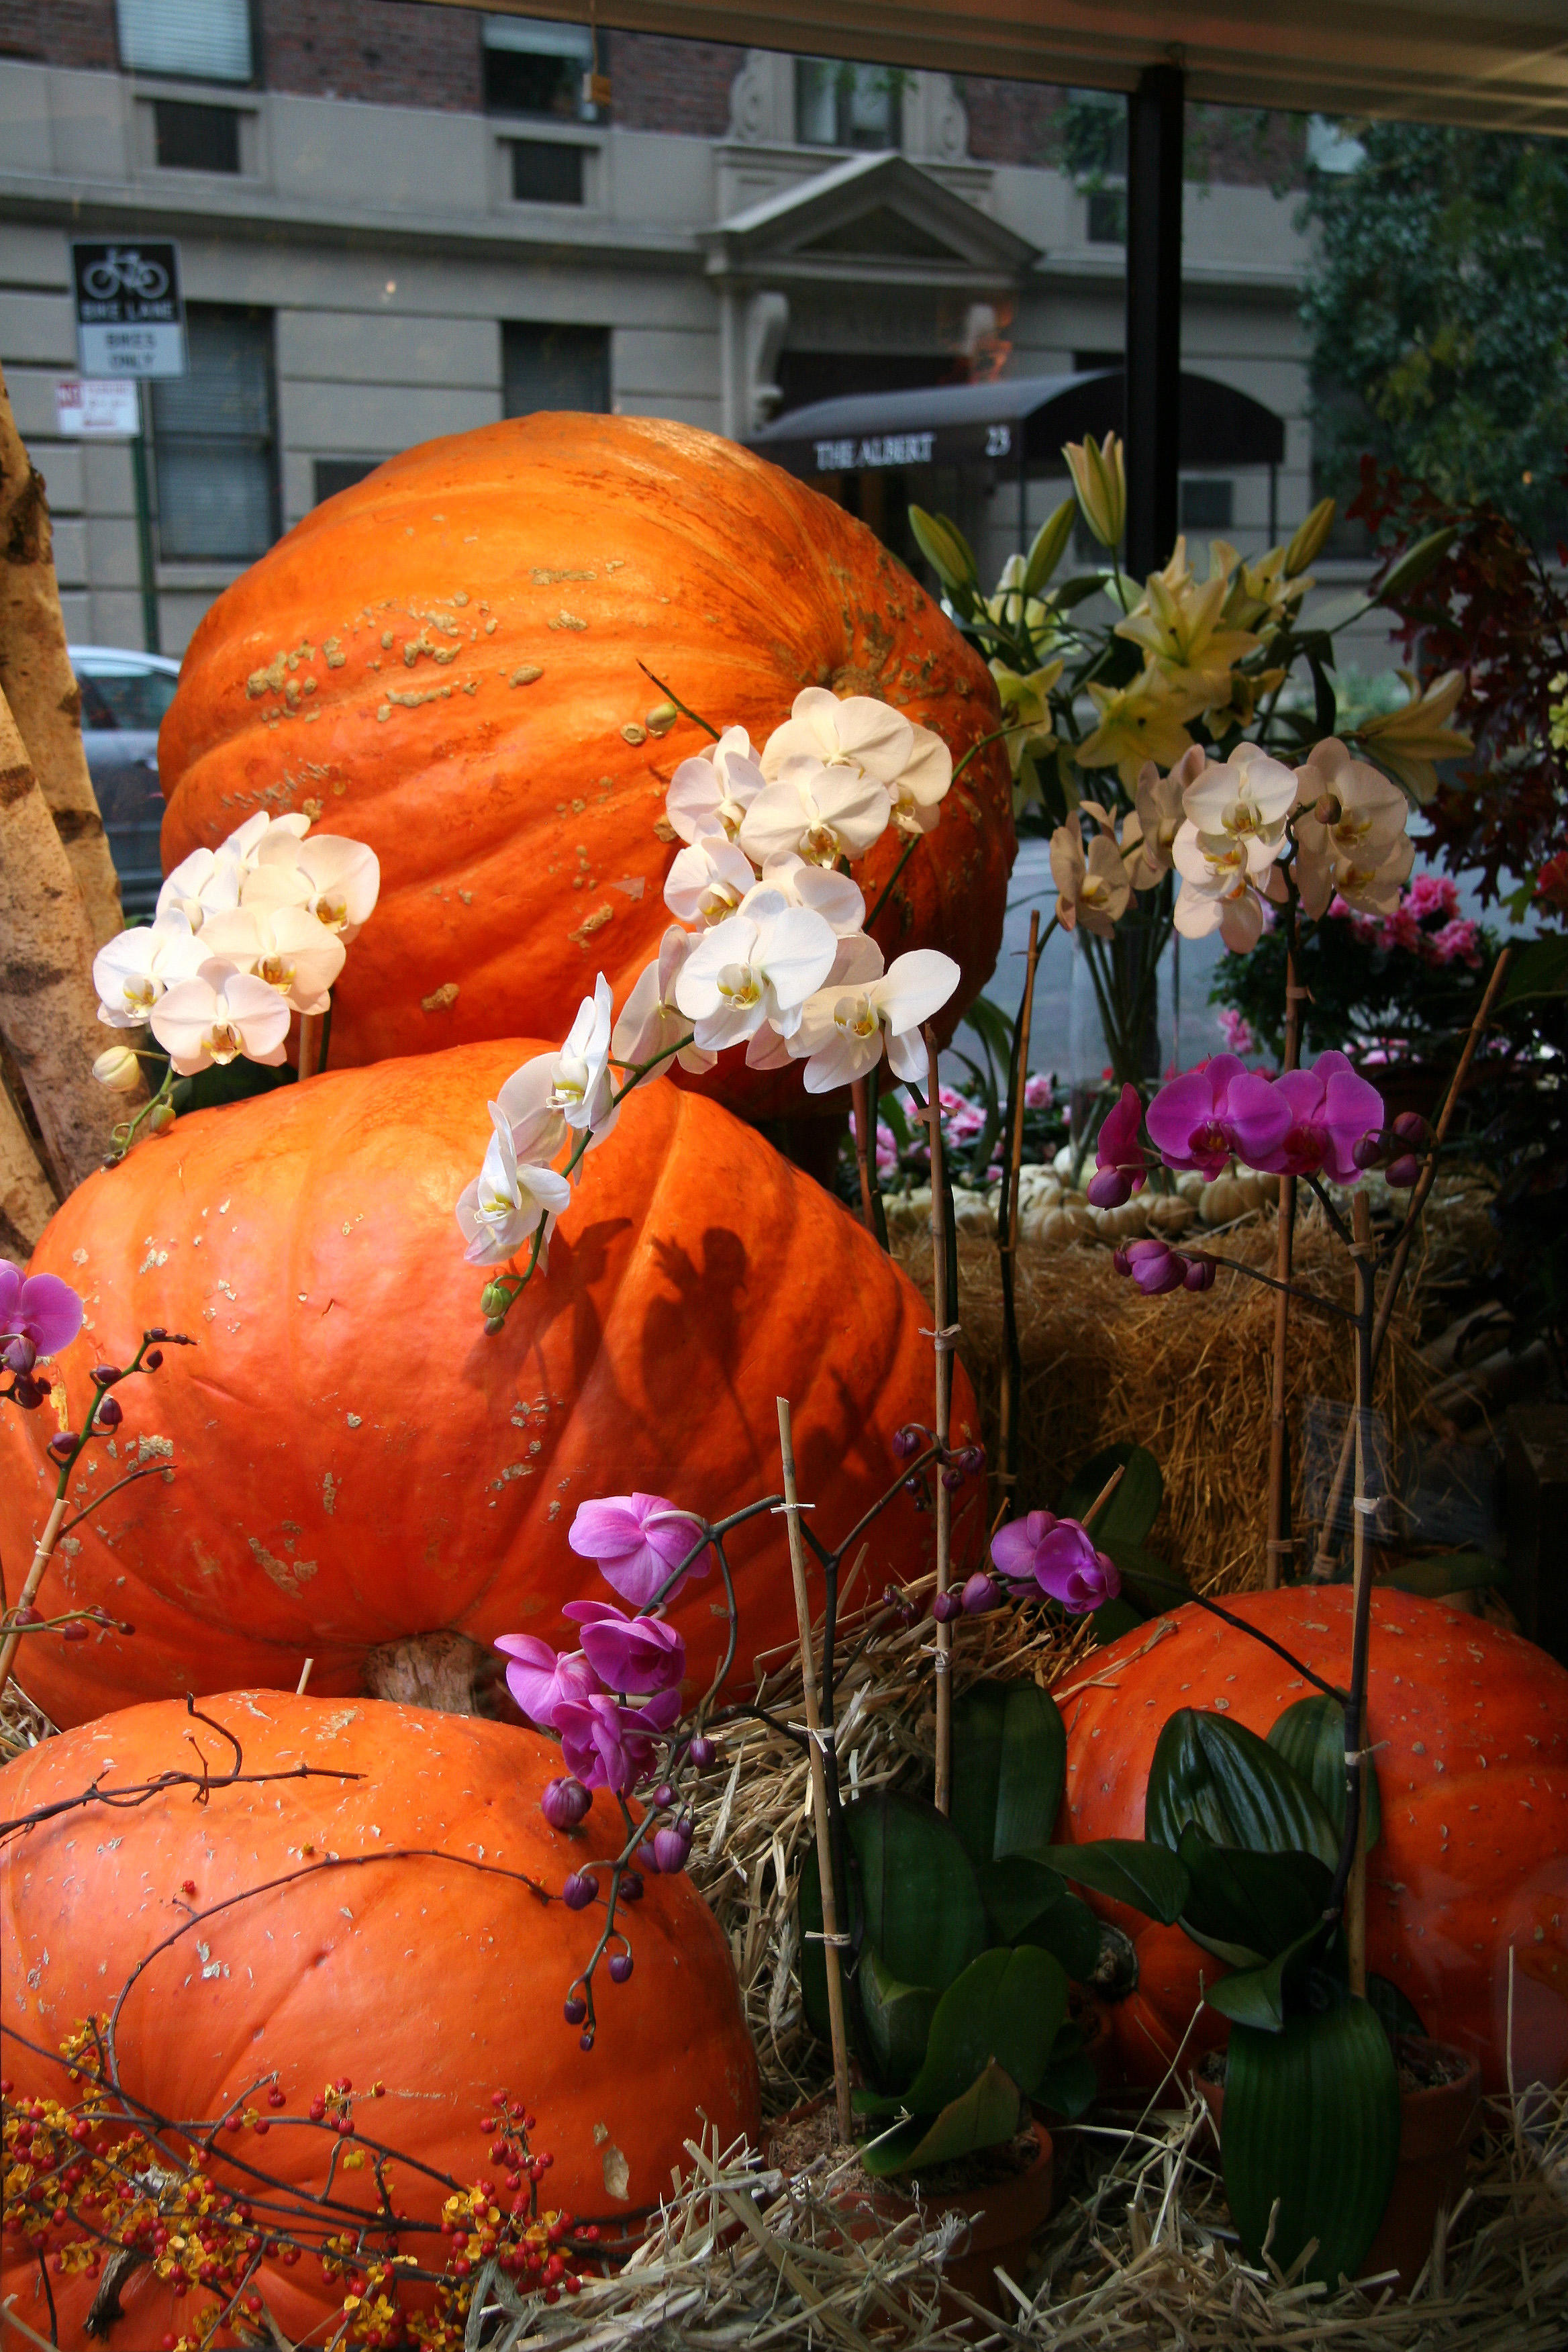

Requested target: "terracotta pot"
[
  {"left": 771, "top": 2098, "right": 1055, "bottom": 2316},
  {"left": 1197, "top": 2037, "right": 1482, "bottom": 2294}
]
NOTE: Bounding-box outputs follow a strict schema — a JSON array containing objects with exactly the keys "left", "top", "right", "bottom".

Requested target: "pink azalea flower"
[
  {"left": 493, "top": 1634, "right": 599, "bottom": 1730},
  {"left": 1431, "top": 918, "right": 1480, "bottom": 968},
  {"left": 567, "top": 1491, "right": 707, "bottom": 1608},
  {"left": 1, "top": 1261, "right": 83, "bottom": 1371},
  {"left": 1249, "top": 1050, "right": 1386, "bottom": 1184},
  {"left": 562, "top": 1599, "right": 686, "bottom": 1695},
  {"left": 1217, "top": 1008, "right": 1255, "bottom": 1057},
  {"left": 1145, "top": 1055, "right": 1291, "bottom": 1179},
  {"left": 991, "top": 1509, "right": 1120, "bottom": 1614},
  {"left": 1087, "top": 1083, "right": 1147, "bottom": 1208},
  {"left": 554, "top": 1687, "right": 682, "bottom": 1793}
]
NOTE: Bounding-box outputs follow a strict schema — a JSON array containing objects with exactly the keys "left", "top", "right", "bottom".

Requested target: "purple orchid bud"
[
  {"left": 961, "top": 1571, "right": 1002, "bottom": 1615},
  {"left": 561, "top": 1870, "right": 599, "bottom": 1911},
  {"left": 1112, "top": 1246, "right": 1132, "bottom": 1278},
  {"left": 3, "top": 1336, "right": 36, "bottom": 1375},
  {"left": 607, "top": 1953, "right": 633, "bottom": 1984},
  {"left": 620, "top": 1870, "right": 645, "bottom": 1902},
  {"left": 687, "top": 1734, "right": 715, "bottom": 1768},
  {"left": 1183, "top": 1255, "right": 1215, "bottom": 1293},
  {"left": 564, "top": 1995, "right": 587, "bottom": 2026},
  {"left": 1087, "top": 1167, "right": 1132, "bottom": 1210},
  {"left": 1352, "top": 1131, "right": 1390, "bottom": 1170},
  {"left": 10, "top": 1374, "right": 45, "bottom": 1410},
  {"left": 1386, "top": 1154, "right": 1420, "bottom": 1189},
  {"left": 540, "top": 1776, "right": 593, "bottom": 1832},
  {"left": 91, "top": 1364, "right": 122, "bottom": 1388},
  {"left": 47, "top": 1432, "right": 77, "bottom": 1465},
  {"left": 1093, "top": 1083, "right": 1150, "bottom": 1197},
  {"left": 882, "top": 1582, "right": 919, "bottom": 1628},
  {"left": 891, "top": 1425, "right": 922, "bottom": 1459},
  {"left": 651, "top": 1781, "right": 675, "bottom": 1809},
  {"left": 652, "top": 1817, "right": 693, "bottom": 1875},
  {"left": 96, "top": 1394, "right": 124, "bottom": 1429},
  {"left": 1391, "top": 1111, "right": 1429, "bottom": 1146},
  {"left": 579, "top": 2028, "right": 595, "bottom": 2052},
  {"left": 567, "top": 1491, "right": 708, "bottom": 1608},
  {"left": 553, "top": 1686, "right": 683, "bottom": 1794},
  {"left": 143, "top": 1347, "right": 164, "bottom": 1371},
  {"left": 947, "top": 1443, "right": 985, "bottom": 1479},
  {"left": 562, "top": 1600, "right": 686, "bottom": 1697},
  {"left": 1122, "top": 1238, "right": 1186, "bottom": 1297},
  {"left": 903, "top": 1475, "right": 930, "bottom": 1509},
  {"left": 931, "top": 1588, "right": 963, "bottom": 1623}
]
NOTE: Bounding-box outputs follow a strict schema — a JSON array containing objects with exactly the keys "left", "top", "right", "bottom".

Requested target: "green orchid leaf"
[
  {"left": 1177, "top": 1824, "right": 1334, "bottom": 1965},
  {"left": 860, "top": 2061, "right": 1026, "bottom": 2179},
  {"left": 859, "top": 1943, "right": 940, "bottom": 2092},
  {"left": 901, "top": 1945, "right": 1068, "bottom": 2114},
  {"left": 1366, "top": 1972, "right": 1427, "bottom": 2045},
  {"left": 1222, "top": 1998, "right": 1402, "bottom": 2285},
  {"left": 1060, "top": 1442, "right": 1164, "bottom": 1551},
  {"left": 1034, "top": 1839, "right": 1190, "bottom": 1924},
  {"left": 798, "top": 1793, "right": 987, "bottom": 2057},
  {"left": 951, "top": 1679, "right": 1067, "bottom": 1868},
  {"left": 1267, "top": 1695, "right": 1382, "bottom": 1853},
  {"left": 1205, "top": 1921, "right": 1332, "bottom": 2032},
  {"left": 1018, "top": 1887, "right": 1104, "bottom": 1982},
  {"left": 1033, "top": 2050, "right": 1099, "bottom": 2121},
  {"left": 1147, "top": 1709, "right": 1340, "bottom": 1866},
  {"left": 975, "top": 1854, "right": 1067, "bottom": 1943}
]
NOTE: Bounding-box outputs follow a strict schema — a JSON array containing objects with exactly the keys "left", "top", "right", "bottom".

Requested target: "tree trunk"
[
  {"left": 0, "top": 363, "right": 126, "bottom": 950},
  {"left": 0, "top": 686, "right": 127, "bottom": 1193},
  {"left": 0, "top": 1066, "right": 58, "bottom": 1257}
]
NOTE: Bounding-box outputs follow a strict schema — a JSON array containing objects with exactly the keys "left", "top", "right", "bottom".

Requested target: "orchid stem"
[
  {"left": 996, "top": 908, "right": 1042, "bottom": 1493},
  {"left": 635, "top": 662, "right": 720, "bottom": 741}
]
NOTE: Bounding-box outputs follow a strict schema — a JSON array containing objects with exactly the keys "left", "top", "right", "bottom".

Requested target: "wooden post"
[
  {"left": 924, "top": 1026, "right": 953, "bottom": 1815},
  {"left": 777, "top": 1395, "right": 853, "bottom": 2145}
]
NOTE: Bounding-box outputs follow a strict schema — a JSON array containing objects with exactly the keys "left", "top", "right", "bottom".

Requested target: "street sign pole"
[
  {"left": 130, "top": 382, "right": 160, "bottom": 656},
  {"left": 69, "top": 239, "right": 186, "bottom": 658}
]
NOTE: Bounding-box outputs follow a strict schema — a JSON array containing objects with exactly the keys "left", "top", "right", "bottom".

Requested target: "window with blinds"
[
  {"left": 116, "top": 0, "right": 254, "bottom": 84},
  {"left": 150, "top": 306, "right": 279, "bottom": 562}
]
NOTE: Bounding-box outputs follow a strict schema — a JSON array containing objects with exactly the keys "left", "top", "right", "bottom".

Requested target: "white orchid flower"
[
  {"left": 455, "top": 1102, "right": 573, "bottom": 1268},
  {"left": 789, "top": 948, "right": 961, "bottom": 1093},
  {"left": 1050, "top": 825, "right": 1130, "bottom": 938},
  {"left": 738, "top": 756, "right": 891, "bottom": 870},
  {"left": 1292, "top": 738, "right": 1413, "bottom": 918},
  {"left": 745, "top": 854, "right": 867, "bottom": 937},
  {"left": 1172, "top": 821, "right": 1281, "bottom": 952},
  {"left": 886, "top": 724, "right": 953, "bottom": 838},
  {"left": 199, "top": 903, "right": 346, "bottom": 1014},
  {"left": 1124, "top": 748, "right": 1208, "bottom": 888},
  {"left": 665, "top": 728, "right": 765, "bottom": 846},
  {"left": 494, "top": 1057, "right": 571, "bottom": 1167},
  {"left": 220, "top": 810, "right": 311, "bottom": 867},
  {"left": 663, "top": 833, "right": 757, "bottom": 927},
  {"left": 148, "top": 957, "right": 292, "bottom": 1075},
  {"left": 242, "top": 832, "right": 381, "bottom": 943},
  {"left": 762, "top": 687, "right": 913, "bottom": 787},
  {"left": 156, "top": 846, "right": 244, "bottom": 933},
  {"left": 674, "top": 892, "right": 837, "bottom": 1051},
  {"left": 1182, "top": 742, "right": 1297, "bottom": 859},
  {"left": 93, "top": 912, "right": 206, "bottom": 1027},
  {"left": 548, "top": 974, "right": 616, "bottom": 1132},
  {"left": 611, "top": 930, "right": 716, "bottom": 1077},
  {"left": 744, "top": 930, "right": 883, "bottom": 1071}
]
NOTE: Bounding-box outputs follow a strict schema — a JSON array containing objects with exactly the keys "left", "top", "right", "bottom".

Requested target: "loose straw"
[{"left": 776, "top": 1395, "right": 853, "bottom": 2145}]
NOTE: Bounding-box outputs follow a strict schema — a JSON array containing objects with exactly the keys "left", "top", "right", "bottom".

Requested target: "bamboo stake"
[
  {"left": 776, "top": 1395, "right": 853, "bottom": 2146},
  {"left": 997, "top": 909, "right": 1041, "bottom": 1492},
  {"left": 1265, "top": 947, "right": 1304, "bottom": 1587},
  {"left": 923, "top": 1026, "right": 954, "bottom": 1816},
  {"left": 296, "top": 1658, "right": 315, "bottom": 1696},
  {"left": 297, "top": 1008, "right": 326, "bottom": 1085},
  {"left": 0, "top": 1495, "right": 68, "bottom": 1697},
  {"left": 1345, "top": 1190, "right": 1375, "bottom": 2000}
]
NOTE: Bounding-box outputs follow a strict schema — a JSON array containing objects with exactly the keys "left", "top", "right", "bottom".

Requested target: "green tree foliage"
[{"left": 1303, "top": 123, "right": 1568, "bottom": 544}]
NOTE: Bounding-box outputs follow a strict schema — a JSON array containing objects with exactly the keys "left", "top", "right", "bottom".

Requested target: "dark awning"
[{"left": 746, "top": 369, "right": 1285, "bottom": 481}]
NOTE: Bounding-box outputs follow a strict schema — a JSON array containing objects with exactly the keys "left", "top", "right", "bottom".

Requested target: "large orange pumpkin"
[
  {"left": 1057, "top": 1589, "right": 1568, "bottom": 2096},
  {"left": 0, "top": 1040, "right": 974, "bottom": 1730},
  {"left": 0, "top": 1692, "right": 759, "bottom": 2350},
  {"left": 156, "top": 413, "right": 1015, "bottom": 1114}
]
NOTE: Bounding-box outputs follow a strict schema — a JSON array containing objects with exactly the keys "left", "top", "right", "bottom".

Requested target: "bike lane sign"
[{"left": 71, "top": 240, "right": 186, "bottom": 377}]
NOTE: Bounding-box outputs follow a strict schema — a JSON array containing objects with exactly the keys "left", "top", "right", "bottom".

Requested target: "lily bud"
[
  {"left": 92, "top": 1044, "right": 143, "bottom": 1093},
  {"left": 1284, "top": 495, "right": 1336, "bottom": 577},
  {"left": 561, "top": 1871, "right": 599, "bottom": 1911},
  {"left": 1386, "top": 1154, "right": 1420, "bottom": 1189},
  {"left": 540, "top": 1777, "right": 592, "bottom": 1832},
  {"left": 1064, "top": 430, "right": 1126, "bottom": 550}
]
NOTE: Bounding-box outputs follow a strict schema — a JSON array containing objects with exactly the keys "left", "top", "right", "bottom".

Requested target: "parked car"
[{"left": 70, "top": 645, "right": 181, "bottom": 922}]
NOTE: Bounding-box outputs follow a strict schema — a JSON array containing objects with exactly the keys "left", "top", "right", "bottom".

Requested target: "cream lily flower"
[
  {"left": 1353, "top": 670, "right": 1471, "bottom": 802},
  {"left": 989, "top": 659, "right": 1064, "bottom": 781},
  {"left": 93, "top": 911, "right": 206, "bottom": 1027},
  {"left": 1050, "top": 824, "right": 1130, "bottom": 938},
  {"left": 1172, "top": 822, "right": 1279, "bottom": 952},
  {"left": 1074, "top": 671, "right": 1195, "bottom": 791},
  {"left": 199, "top": 903, "right": 346, "bottom": 1014},
  {"left": 981, "top": 554, "right": 1056, "bottom": 644},
  {"left": 148, "top": 957, "right": 292, "bottom": 1075},
  {"left": 1293, "top": 738, "right": 1413, "bottom": 918},
  {"left": 1182, "top": 742, "right": 1297, "bottom": 861},
  {"left": 1115, "top": 536, "right": 1260, "bottom": 715},
  {"left": 673, "top": 892, "right": 837, "bottom": 1052},
  {"left": 738, "top": 757, "right": 891, "bottom": 870},
  {"left": 789, "top": 948, "right": 961, "bottom": 1093},
  {"left": 454, "top": 1102, "right": 573, "bottom": 1269},
  {"left": 665, "top": 727, "right": 765, "bottom": 846},
  {"left": 610, "top": 930, "right": 716, "bottom": 1077},
  {"left": 663, "top": 833, "right": 757, "bottom": 926}
]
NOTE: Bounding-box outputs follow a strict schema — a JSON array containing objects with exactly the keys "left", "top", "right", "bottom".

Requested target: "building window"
[
  {"left": 154, "top": 99, "right": 240, "bottom": 172},
  {"left": 313, "top": 458, "right": 381, "bottom": 505},
  {"left": 116, "top": 0, "right": 253, "bottom": 83},
  {"left": 1085, "top": 189, "right": 1126, "bottom": 244},
  {"left": 509, "top": 140, "right": 585, "bottom": 205},
  {"left": 150, "top": 305, "right": 278, "bottom": 562},
  {"left": 795, "top": 59, "right": 902, "bottom": 151},
  {"left": 503, "top": 322, "right": 610, "bottom": 418},
  {"left": 1065, "top": 89, "right": 1126, "bottom": 244},
  {"left": 1180, "top": 477, "right": 1235, "bottom": 532},
  {"left": 483, "top": 14, "right": 601, "bottom": 120}
]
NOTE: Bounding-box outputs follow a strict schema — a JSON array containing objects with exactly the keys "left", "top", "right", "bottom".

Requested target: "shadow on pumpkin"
[{"left": 642, "top": 1227, "right": 752, "bottom": 1422}]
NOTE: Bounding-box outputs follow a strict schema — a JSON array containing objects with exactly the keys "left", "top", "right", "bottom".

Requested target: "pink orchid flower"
[
  {"left": 567, "top": 1491, "right": 708, "bottom": 1608},
  {"left": 554, "top": 1687, "right": 681, "bottom": 1793},
  {"left": 493, "top": 1635, "right": 599, "bottom": 1731},
  {"left": 1, "top": 1261, "right": 83, "bottom": 1371},
  {"left": 1145, "top": 1054, "right": 1292, "bottom": 1179},
  {"left": 562, "top": 1599, "right": 686, "bottom": 1696},
  {"left": 991, "top": 1508, "right": 1120, "bottom": 1614},
  {"left": 1087, "top": 1083, "right": 1148, "bottom": 1208},
  {"left": 1249, "top": 1051, "right": 1386, "bottom": 1184}
]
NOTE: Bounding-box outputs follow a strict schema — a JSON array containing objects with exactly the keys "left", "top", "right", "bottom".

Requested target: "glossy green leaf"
[
  {"left": 1061, "top": 1442, "right": 1164, "bottom": 1551},
  {"left": 1146, "top": 1709, "right": 1340, "bottom": 1867},
  {"left": 859, "top": 1943, "right": 940, "bottom": 2090},
  {"left": 1034, "top": 2050, "right": 1099, "bottom": 2120},
  {"left": 861, "top": 2061, "right": 1025, "bottom": 2179},
  {"left": 1222, "top": 1998, "right": 1401, "bottom": 2285},
  {"left": 1501, "top": 936, "right": 1568, "bottom": 1004},
  {"left": 1021, "top": 497, "right": 1077, "bottom": 597},
  {"left": 798, "top": 1794, "right": 987, "bottom": 2052},
  {"left": 950, "top": 1679, "right": 1067, "bottom": 1868},
  {"left": 975, "top": 1854, "right": 1067, "bottom": 1943},
  {"left": 901, "top": 1945, "right": 1067, "bottom": 2114},
  {"left": 1177, "top": 1824, "right": 1334, "bottom": 1966},
  {"left": 1018, "top": 1888, "right": 1103, "bottom": 1982},
  {"left": 1367, "top": 1972, "right": 1427, "bottom": 2045},
  {"left": 1051, "top": 571, "right": 1116, "bottom": 611},
  {"left": 1268, "top": 1696, "right": 1382, "bottom": 1853},
  {"left": 1385, "top": 1551, "right": 1502, "bottom": 1598},
  {"left": 1034, "top": 1839, "right": 1190, "bottom": 1924},
  {"left": 1205, "top": 1922, "right": 1330, "bottom": 2032}
]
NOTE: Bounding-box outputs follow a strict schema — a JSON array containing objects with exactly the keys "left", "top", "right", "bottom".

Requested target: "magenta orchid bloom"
[
  {"left": 567, "top": 1491, "right": 708, "bottom": 1609},
  {"left": 1249, "top": 1051, "right": 1387, "bottom": 1184},
  {"left": 554, "top": 1686, "right": 681, "bottom": 1793},
  {"left": 493, "top": 1634, "right": 599, "bottom": 1730},
  {"left": 1087, "top": 1083, "right": 1148, "bottom": 1209},
  {"left": 1145, "top": 1054, "right": 1291, "bottom": 1180},
  {"left": 1120, "top": 1238, "right": 1187, "bottom": 1295},
  {"left": 562, "top": 1599, "right": 686, "bottom": 1696},
  {"left": 1, "top": 1261, "right": 84, "bottom": 1372},
  {"left": 991, "top": 1509, "right": 1120, "bottom": 1614}
]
